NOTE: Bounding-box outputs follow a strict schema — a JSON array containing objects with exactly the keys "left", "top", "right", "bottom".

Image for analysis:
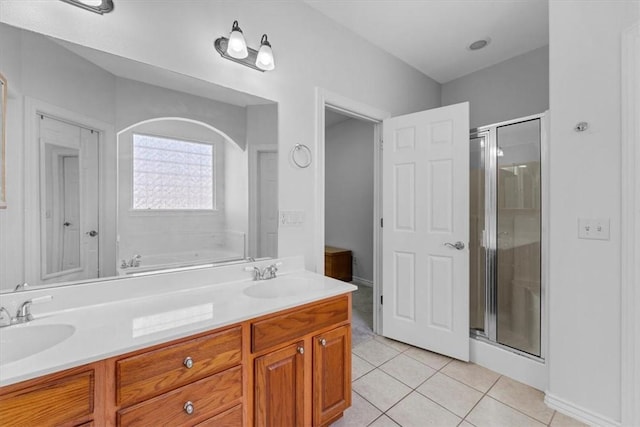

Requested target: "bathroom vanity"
[{"left": 0, "top": 257, "right": 355, "bottom": 426}]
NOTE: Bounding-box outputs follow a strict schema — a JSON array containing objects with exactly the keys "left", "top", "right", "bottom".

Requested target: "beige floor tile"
[
  {"left": 379, "top": 354, "right": 436, "bottom": 388},
  {"left": 386, "top": 391, "right": 461, "bottom": 427},
  {"left": 352, "top": 369, "right": 412, "bottom": 412},
  {"left": 353, "top": 339, "right": 400, "bottom": 367},
  {"left": 374, "top": 335, "right": 411, "bottom": 352},
  {"left": 404, "top": 346, "right": 452, "bottom": 370},
  {"left": 330, "top": 392, "right": 382, "bottom": 427},
  {"left": 368, "top": 414, "right": 400, "bottom": 427},
  {"left": 441, "top": 360, "right": 500, "bottom": 392},
  {"left": 352, "top": 353, "right": 376, "bottom": 381},
  {"left": 488, "top": 376, "right": 554, "bottom": 424},
  {"left": 550, "top": 411, "right": 589, "bottom": 427},
  {"left": 417, "top": 372, "right": 483, "bottom": 418},
  {"left": 466, "top": 396, "right": 546, "bottom": 427}
]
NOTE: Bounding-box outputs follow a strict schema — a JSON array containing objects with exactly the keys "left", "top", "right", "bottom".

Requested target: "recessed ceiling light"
[{"left": 468, "top": 38, "right": 491, "bottom": 51}]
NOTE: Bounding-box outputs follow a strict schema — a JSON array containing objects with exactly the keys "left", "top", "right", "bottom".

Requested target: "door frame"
[
  {"left": 314, "top": 88, "right": 390, "bottom": 333},
  {"left": 249, "top": 143, "right": 278, "bottom": 258},
  {"left": 24, "top": 97, "right": 114, "bottom": 284},
  {"left": 621, "top": 20, "right": 640, "bottom": 427}
]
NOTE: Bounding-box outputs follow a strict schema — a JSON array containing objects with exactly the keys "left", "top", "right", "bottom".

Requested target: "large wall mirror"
[{"left": 0, "top": 22, "right": 278, "bottom": 292}]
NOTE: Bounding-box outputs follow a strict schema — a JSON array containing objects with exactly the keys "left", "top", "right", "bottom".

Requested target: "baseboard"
[
  {"left": 352, "top": 276, "right": 373, "bottom": 287},
  {"left": 545, "top": 393, "right": 621, "bottom": 427}
]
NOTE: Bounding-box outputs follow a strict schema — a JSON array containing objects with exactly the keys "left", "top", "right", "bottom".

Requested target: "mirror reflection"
[{"left": 0, "top": 23, "right": 278, "bottom": 292}]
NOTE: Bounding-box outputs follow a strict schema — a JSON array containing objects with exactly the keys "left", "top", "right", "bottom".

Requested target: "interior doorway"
[{"left": 324, "top": 107, "right": 377, "bottom": 344}]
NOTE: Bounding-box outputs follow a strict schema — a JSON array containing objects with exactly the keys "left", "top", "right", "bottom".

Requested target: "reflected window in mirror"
[{"left": 132, "top": 134, "right": 215, "bottom": 211}]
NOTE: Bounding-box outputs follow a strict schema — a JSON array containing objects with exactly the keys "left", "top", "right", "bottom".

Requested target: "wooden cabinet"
[
  {"left": 0, "top": 366, "right": 97, "bottom": 427},
  {"left": 0, "top": 293, "right": 351, "bottom": 427},
  {"left": 115, "top": 326, "right": 243, "bottom": 426},
  {"left": 324, "top": 246, "right": 352, "bottom": 282},
  {"left": 313, "top": 325, "right": 351, "bottom": 426},
  {"left": 251, "top": 295, "right": 352, "bottom": 427},
  {"left": 254, "top": 341, "right": 305, "bottom": 427}
]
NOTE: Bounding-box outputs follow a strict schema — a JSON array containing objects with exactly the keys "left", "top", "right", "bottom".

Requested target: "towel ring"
[{"left": 291, "top": 144, "right": 312, "bottom": 168}]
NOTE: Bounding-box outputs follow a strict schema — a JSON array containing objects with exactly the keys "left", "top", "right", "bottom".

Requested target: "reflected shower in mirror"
[{"left": 0, "top": 22, "right": 278, "bottom": 292}]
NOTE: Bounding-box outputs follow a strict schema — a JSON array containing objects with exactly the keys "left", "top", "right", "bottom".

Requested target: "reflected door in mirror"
[{"left": 40, "top": 115, "right": 99, "bottom": 283}]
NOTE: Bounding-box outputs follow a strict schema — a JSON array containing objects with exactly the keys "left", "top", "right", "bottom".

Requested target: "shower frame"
[{"left": 469, "top": 112, "right": 548, "bottom": 362}]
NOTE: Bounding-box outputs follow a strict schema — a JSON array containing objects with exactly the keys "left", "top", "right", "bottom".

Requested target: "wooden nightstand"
[{"left": 324, "top": 246, "right": 352, "bottom": 282}]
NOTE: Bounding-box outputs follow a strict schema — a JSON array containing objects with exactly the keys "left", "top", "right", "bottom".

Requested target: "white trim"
[
  {"left": 351, "top": 276, "right": 373, "bottom": 287},
  {"left": 621, "top": 20, "right": 640, "bottom": 427},
  {"left": 315, "top": 87, "right": 390, "bottom": 334},
  {"left": 249, "top": 143, "right": 278, "bottom": 258},
  {"left": 470, "top": 338, "right": 546, "bottom": 390},
  {"left": 545, "top": 393, "right": 621, "bottom": 427},
  {"left": 24, "top": 97, "right": 115, "bottom": 285}
]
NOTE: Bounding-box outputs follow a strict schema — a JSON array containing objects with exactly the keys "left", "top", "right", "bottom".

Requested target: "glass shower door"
[
  {"left": 469, "top": 116, "right": 542, "bottom": 358},
  {"left": 496, "top": 119, "right": 541, "bottom": 356}
]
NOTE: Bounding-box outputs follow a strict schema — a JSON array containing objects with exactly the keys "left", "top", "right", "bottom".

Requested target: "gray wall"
[
  {"left": 441, "top": 46, "right": 549, "bottom": 129},
  {"left": 325, "top": 118, "right": 375, "bottom": 284}
]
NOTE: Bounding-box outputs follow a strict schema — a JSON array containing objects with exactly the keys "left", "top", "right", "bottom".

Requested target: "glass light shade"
[
  {"left": 227, "top": 22, "right": 248, "bottom": 59},
  {"left": 256, "top": 44, "right": 275, "bottom": 71}
]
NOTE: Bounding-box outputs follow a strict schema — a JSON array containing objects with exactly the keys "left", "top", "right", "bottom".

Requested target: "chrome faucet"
[
  {"left": 121, "top": 254, "right": 142, "bottom": 269},
  {"left": 245, "top": 262, "right": 282, "bottom": 281},
  {"left": 0, "top": 296, "right": 53, "bottom": 327}
]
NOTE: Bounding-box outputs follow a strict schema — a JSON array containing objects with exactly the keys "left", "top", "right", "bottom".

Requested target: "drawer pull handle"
[
  {"left": 184, "top": 401, "right": 195, "bottom": 415},
  {"left": 320, "top": 338, "right": 327, "bottom": 347},
  {"left": 183, "top": 356, "right": 194, "bottom": 369},
  {"left": 297, "top": 346, "right": 304, "bottom": 355}
]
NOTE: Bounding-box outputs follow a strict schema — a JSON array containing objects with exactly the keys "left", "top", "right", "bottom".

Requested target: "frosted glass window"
[{"left": 132, "top": 134, "right": 214, "bottom": 210}]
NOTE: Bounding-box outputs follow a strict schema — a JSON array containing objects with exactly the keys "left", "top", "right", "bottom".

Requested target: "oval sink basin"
[
  {"left": 243, "top": 277, "right": 336, "bottom": 299},
  {"left": 0, "top": 323, "right": 75, "bottom": 364}
]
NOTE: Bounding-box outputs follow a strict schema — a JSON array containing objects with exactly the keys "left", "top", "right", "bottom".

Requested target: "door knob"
[
  {"left": 63, "top": 222, "right": 71, "bottom": 227},
  {"left": 86, "top": 230, "right": 98, "bottom": 237},
  {"left": 444, "top": 241, "right": 465, "bottom": 250}
]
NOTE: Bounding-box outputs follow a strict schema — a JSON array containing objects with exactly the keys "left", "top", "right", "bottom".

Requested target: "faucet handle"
[
  {"left": 14, "top": 282, "right": 30, "bottom": 292},
  {"left": 16, "top": 295, "right": 53, "bottom": 323},
  {"left": 0, "top": 307, "right": 12, "bottom": 327}
]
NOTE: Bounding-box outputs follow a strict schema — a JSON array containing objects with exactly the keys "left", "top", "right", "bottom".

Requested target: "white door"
[
  {"left": 39, "top": 116, "right": 99, "bottom": 283},
  {"left": 258, "top": 150, "right": 278, "bottom": 258},
  {"left": 382, "top": 102, "right": 470, "bottom": 361}
]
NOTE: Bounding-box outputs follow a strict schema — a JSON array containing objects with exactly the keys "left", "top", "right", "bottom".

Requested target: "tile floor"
[{"left": 334, "top": 285, "right": 586, "bottom": 427}]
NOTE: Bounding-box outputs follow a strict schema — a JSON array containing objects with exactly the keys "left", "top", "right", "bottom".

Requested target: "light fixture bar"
[
  {"left": 214, "top": 37, "right": 265, "bottom": 72},
  {"left": 60, "top": 0, "right": 114, "bottom": 14}
]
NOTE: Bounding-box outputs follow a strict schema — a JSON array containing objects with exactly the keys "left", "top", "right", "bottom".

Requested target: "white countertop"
[{"left": 0, "top": 256, "right": 356, "bottom": 387}]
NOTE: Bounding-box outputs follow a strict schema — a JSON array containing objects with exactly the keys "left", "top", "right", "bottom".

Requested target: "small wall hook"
[{"left": 574, "top": 122, "right": 589, "bottom": 132}]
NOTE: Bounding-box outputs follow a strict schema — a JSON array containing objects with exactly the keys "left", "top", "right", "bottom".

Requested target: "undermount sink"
[
  {"left": 0, "top": 323, "right": 75, "bottom": 364},
  {"left": 243, "top": 276, "right": 336, "bottom": 299}
]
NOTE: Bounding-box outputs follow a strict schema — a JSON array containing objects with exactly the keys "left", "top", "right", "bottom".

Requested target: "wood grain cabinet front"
[
  {"left": 251, "top": 295, "right": 352, "bottom": 427},
  {"left": 0, "top": 368, "right": 95, "bottom": 427},
  {"left": 117, "top": 366, "right": 242, "bottom": 427},
  {"left": 116, "top": 326, "right": 242, "bottom": 407},
  {"left": 313, "top": 325, "right": 351, "bottom": 427}
]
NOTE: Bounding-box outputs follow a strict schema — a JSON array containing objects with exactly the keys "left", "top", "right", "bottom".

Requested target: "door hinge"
[
  {"left": 380, "top": 218, "right": 383, "bottom": 228},
  {"left": 379, "top": 139, "right": 384, "bottom": 150},
  {"left": 380, "top": 295, "right": 383, "bottom": 305}
]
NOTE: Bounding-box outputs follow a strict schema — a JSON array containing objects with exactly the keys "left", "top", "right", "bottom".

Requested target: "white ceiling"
[{"left": 304, "top": 0, "right": 548, "bottom": 83}]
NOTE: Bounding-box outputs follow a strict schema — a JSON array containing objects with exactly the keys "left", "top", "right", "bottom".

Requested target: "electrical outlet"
[
  {"left": 279, "top": 211, "right": 305, "bottom": 227},
  {"left": 578, "top": 218, "right": 610, "bottom": 240}
]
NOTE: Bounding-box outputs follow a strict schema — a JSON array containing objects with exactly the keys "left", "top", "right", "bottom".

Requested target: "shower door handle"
[{"left": 444, "top": 241, "right": 465, "bottom": 250}]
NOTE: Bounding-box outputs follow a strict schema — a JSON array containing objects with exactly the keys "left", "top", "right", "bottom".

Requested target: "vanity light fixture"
[
  {"left": 60, "top": 0, "right": 114, "bottom": 14},
  {"left": 214, "top": 21, "right": 275, "bottom": 72}
]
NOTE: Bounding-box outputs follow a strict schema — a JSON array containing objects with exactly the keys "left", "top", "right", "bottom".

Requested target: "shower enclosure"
[{"left": 469, "top": 114, "right": 544, "bottom": 358}]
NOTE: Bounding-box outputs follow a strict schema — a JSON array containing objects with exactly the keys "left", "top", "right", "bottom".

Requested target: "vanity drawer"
[
  {"left": 194, "top": 404, "right": 243, "bottom": 426},
  {"left": 117, "top": 366, "right": 242, "bottom": 427},
  {"left": 0, "top": 370, "right": 94, "bottom": 427},
  {"left": 252, "top": 296, "right": 348, "bottom": 353},
  {"left": 117, "top": 326, "right": 242, "bottom": 406}
]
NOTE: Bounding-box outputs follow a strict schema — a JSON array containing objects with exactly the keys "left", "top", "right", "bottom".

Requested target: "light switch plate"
[{"left": 578, "top": 218, "right": 610, "bottom": 240}]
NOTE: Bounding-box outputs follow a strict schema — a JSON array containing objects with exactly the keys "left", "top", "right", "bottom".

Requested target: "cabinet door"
[
  {"left": 313, "top": 326, "right": 351, "bottom": 426},
  {"left": 254, "top": 341, "right": 305, "bottom": 427}
]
